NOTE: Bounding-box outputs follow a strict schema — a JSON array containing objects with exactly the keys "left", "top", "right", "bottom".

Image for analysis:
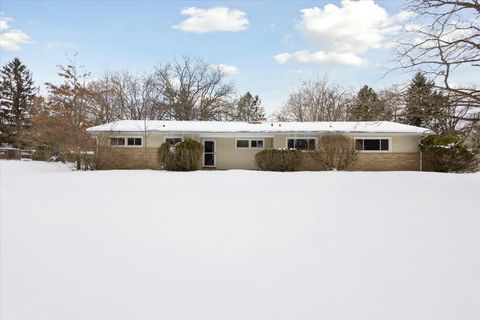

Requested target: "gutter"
[{"left": 86, "top": 129, "right": 430, "bottom": 136}]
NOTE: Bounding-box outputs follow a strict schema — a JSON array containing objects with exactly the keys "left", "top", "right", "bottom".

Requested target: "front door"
[{"left": 203, "top": 140, "right": 216, "bottom": 167}]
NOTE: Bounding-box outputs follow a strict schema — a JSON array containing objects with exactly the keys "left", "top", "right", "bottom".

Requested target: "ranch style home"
[{"left": 86, "top": 120, "right": 431, "bottom": 171}]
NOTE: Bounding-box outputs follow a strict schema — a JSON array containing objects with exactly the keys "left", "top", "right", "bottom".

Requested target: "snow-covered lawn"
[{"left": 1, "top": 160, "right": 479, "bottom": 320}]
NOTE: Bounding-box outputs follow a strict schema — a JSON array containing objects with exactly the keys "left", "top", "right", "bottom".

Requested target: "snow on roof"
[{"left": 86, "top": 120, "right": 431, "bottom": 135}]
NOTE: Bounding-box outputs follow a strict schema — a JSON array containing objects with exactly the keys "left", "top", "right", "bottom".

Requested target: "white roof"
[{"left": 86, "top": 120, "right": 431, "bottom": 135}]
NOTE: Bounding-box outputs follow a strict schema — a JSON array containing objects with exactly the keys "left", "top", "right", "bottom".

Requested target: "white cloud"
[
  {"left": 211, "top": 64, "right": 239, "bottom": 75},
  {"left": 0, "top": 17, "right": 10, "bottom": 31},
  {"left": 0, "top": 29, "right": 30, "bottom": 50},
  {"left": 273, "top": 53, "right": 291, "bottom": 64},
  {"left": 396, "top": 10, "right": 416, "bottom": 21},
  {"left": 173, "top": 7, "right": 249, "bottom": 33},
  {"left": 0, "top": 14, "right": 30, "bottom": 50},
  {"left": 274, "top": 50, "right": 366, "bottom": 66},
  {"left": 274, "top": 0, "right": 402, "bottom": 66}
]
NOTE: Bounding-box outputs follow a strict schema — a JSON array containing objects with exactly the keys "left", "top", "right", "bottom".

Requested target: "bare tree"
[
  {"left": 311, "top": 134, "right": 357, "bottom": 170},
  {"left": 87, "top": 71, "right": 123, "bottom": 124},
  {"left": 153, "top": 57, "right": 235, "bottom": 120},
  {"left": 87, "top": 70, "right": 170, "bottom": 125},
  {"left": 394, "top": 0, "right": 480, "bottom": 125},
  {"left": 275, "top": 77, "right": 350, "bottom": 121},
  {"left": 377, "top": 85, "right": 406, "bottom": 122},
  {"left": 26, "top": 56, "right": 95, "bottom": 170}
]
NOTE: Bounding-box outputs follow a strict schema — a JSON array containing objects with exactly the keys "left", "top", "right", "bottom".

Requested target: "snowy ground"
[{"left": 1, "top": 160, "right": 479, "bottom": 320}]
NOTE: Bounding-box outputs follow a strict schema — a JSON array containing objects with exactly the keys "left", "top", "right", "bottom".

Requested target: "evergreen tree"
[
  {"left": 0, "top": 58, "right": 36, "bottom": 145},
  {"left": 404, "top": 72, "right": 450, "bottom": 132},
  {"left": 233, "top": 92, "right": 265, "bottom": 121},
  {"left": 347, "top": 85, "right": 388, "bottom": 121}
]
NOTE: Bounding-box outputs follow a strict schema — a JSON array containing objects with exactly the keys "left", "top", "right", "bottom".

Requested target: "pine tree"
[
  {"left": 0, "top": 58, "right": 36, "bottom": 145},
  {"left": 347, "top": 85, "right": 388, "bottom": 121},
  {"left": 233, "top": 92, "right": 265, "bottom": 122},
  {"left": 404, "top": 72, "right": 450, "bottom": 132}
]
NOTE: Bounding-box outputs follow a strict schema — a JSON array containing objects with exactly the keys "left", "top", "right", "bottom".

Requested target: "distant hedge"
[
  {"left": 158, "top": 138, "right": 202, "bottom": 171},
  {"left": 255, "top": 149, "right": 302, "bottom": 171}
]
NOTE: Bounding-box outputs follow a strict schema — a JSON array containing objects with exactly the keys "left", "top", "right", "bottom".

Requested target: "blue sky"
[{"left": 1, "top": 0, "right": 416, "bottom": 114}]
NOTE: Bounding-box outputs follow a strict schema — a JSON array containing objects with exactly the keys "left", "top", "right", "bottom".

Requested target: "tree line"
[
  {"left": 0, "top": 56, "right": 266, "bottom": 168},
  {"left": 0, "top": 56, "right": 478, "bottom": 164},
  {"left": 0, "top": 0, "right": 478, "bottom": 170},
  {"left": 274, "top": 72, "right": 478, "bottom": 136}
]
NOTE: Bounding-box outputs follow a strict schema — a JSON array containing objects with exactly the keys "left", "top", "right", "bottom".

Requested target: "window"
[
  {"left": 236, "top": 139, "right": 265, "bottom": 149},
  {"left": 236, "top": 140, "right": 249, "bottom": 148},
  {"left": 165, "top": 137, "right": 182, "bottom": 145},
  {"left": 127, "top": 137, "right": 142, "bottom": 146},
  {"left": 110, "top": 137, "right": 142, "bottom": 147},
  {"left": 355, "top": 138, "right": 390, "bottom": 151},
  {"left": 250, "top": 140, "right": 263, "bottom": 148},
  {"left": 287, "top": 138, "right": 316, "bottom": 151},
  {"left": 110, "top": 137, "right": 125, "bottom": 146}
]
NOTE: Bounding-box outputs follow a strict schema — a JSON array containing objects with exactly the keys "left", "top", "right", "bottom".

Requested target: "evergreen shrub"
[{"left": 158, "top": 138, "right": 202, "bottom": 171}]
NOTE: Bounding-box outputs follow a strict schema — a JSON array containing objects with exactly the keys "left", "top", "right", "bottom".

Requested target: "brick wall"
[
  {"left": 297, "top": 152, "right": 421, "bottom": 171},
  {"left": 98, "top": 146, "right": 421, "bottom": 171},
  {"left": 98, "top": 147, "right": 160, "bottom": 169}
]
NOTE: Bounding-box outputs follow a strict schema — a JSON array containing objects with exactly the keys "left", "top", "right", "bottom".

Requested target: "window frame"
[
  {"left": 285, "top": 137, "right": 317, "bottom": 151},
  {"left": 109, "top": 136, "right": 143, "bottom": 147},
  {"left": 164, "top": 136, "right": 183, "bottom": 146},
  {"left": 354, "top": 137, "right": 392, "bottom": 153},
  {"left": 126, "top": 137, "right": 143, "bottom": 147},
  {"left": 235, "top": 138, "right": 265, "bottom": 150},
  {"left": 109, "top": 137, "right": 126, "bottom": 147}
]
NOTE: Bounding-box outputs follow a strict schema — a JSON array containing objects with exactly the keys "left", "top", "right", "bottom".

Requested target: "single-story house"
[{"left": 86, "top": 120, "right": 431, "bottom": 171}]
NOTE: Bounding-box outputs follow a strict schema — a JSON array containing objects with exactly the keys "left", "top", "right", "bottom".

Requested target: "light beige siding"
[
  {"left": 212, "top": 137, "right": 273, "bottom": 170},
  {"left": 98, "top": 132, "right": 423, "bottom": 171},
  {"left": 272, "top": 133, "right": 421, "bottom": 153}
]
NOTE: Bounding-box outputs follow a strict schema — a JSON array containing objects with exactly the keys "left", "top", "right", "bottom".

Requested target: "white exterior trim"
[
  {"left": 163, "top": 136, "right": 184, "bottom": 144},
  {"left": 286, "top": 137, "right": 318, "bottom": 151},
  {"left": 235, "top": 138, "right": 265, "bottom": 150},
  {"left": 199, "top": 133, "right": 274, "bottom": 138},
  {"left": 109, "top": 136, "right": 143, "bottom": 148},
  {"left": 354, "top": 137, "right": 392, "bottom": 153}
]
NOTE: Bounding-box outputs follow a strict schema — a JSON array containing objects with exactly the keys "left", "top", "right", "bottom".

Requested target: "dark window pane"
[
  {"left": 250, "top": 140, "right": 263, "bottom": 148},
  {"left": 295, "top": 139, "right": 308, "bottom": 150},
  {"left": 287, "top": 139, "right": 294, "bottom": 149},
  {"left": 118, "top": 138, "right": 125, "bottom": 146},
  {"left": 204, "top": 153, "right": 214, "bottom": 166},
  {"left": 237, "top": 140, "right": 249, "bottom": 148},
  {"left": 204, "top": 141, "right": 214, "bottom": 153},
  {"left": 308, "top": 139, "right": 316, "bottom": 150},
  {"left": 110, "top": 138, "right": 117, "bottom": 146},
  {"left": 364, "top": 139, "right": 380, "bottom": 150},
  {"left": 166, "top": 138, "right": 181, "bottom": 145},
  {"left": 381, "top": 139, "right": 389, "bottom": 150},
  {"left": 127, "top": 138, "right": 134, "bottom": 145},
  {"left": 355, "top": 139, "right": 363, "bottom": 150}
]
